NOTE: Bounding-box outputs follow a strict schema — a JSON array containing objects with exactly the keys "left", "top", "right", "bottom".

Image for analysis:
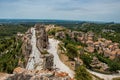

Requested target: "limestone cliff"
[
  {"left": 1, "top": 67, "right": 71, "bottom": 80},
  {"left": 0, "top": 25, "right": 73, "bottom": 80},
  {"left": 20, "top": 28, "right": 32, "bottom": 67},
  {"left": 35, "top": 24, "right": 48, "bottom": 52}
]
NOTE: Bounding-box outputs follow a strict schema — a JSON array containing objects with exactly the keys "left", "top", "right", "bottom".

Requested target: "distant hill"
[{"left": 0, "top": 19, "right": 114, "bottom": 24}]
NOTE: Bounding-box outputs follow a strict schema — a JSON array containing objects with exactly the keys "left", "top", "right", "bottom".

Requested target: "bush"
[
  {"left": 96, "top": 53, "right": 120, "bottom": 71},
  {"left": 41, "top": 50, "right": 49, "bottom": 54},
  {"left": 66, "top": 44, "right": 77, "bottom": 59},
  {"left": 112, "top": 77, "right": 120, "bottom": 80},
  {"left": 75, "top": 65, "right": 92, "bottom": 80},
  {"left": 80, "top": 53, "right": 92, "bottom": 68},
  {"left": 0, "top": 37, "right": 24, "bottom": 73}
]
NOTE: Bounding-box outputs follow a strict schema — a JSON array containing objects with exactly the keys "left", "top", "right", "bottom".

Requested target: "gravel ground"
[
  {"left": 26, "top": 28, "right": 43, "bottom": 70},
  {"left": 47, "top": 38, "right": 75, "bottom": 78}
]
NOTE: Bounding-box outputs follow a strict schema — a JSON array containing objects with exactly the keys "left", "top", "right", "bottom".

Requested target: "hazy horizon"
[
  {"left": 0, "top": 18, "right": 116, "bottom": 23},
  {"left": 0, "top": 0, "right": 120, "bottom": 22}
]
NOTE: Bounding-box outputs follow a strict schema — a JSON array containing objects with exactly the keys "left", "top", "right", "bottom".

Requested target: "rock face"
[
  {"left": 0, "top": 25, "right": 73, "bottom": 80},
  {"left": 0, "top": 72, "right": 13, "bottom": 80},
  {"left": 6, "top": 67, "right": 71, "bottom": 80},
  {"left": 25, "top": 27, "right": 54, "bottom": 71},
  {"left": 21, "top": 28, "right": 32, "bottom": 67},
  {"left": 55, "top": 31, "right": 66, "bottom": 39},
  {"left": 42, "top": 54, "right": 54, "bottom": 70},
  {"left": 35, "top": 24, "right": 49, "bottom": 52}
]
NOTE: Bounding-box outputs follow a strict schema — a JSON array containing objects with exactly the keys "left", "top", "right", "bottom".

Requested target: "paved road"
[{"left": 88, "top": 69, "right": 120, "bottom": 80}]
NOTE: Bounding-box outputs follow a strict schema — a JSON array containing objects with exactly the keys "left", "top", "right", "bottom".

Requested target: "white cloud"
[{"left": 0, "top": 0, "right": 120, "bottom": 22}]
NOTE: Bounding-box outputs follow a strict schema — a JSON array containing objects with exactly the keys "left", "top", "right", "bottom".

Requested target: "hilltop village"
[{"left": 55, "top": 27, "right": 120, "bottom": 60}]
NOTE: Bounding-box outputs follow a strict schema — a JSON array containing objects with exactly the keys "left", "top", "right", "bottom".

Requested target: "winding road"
[{"left": 88, "top": 69, "right": 120, "bottom": 80}]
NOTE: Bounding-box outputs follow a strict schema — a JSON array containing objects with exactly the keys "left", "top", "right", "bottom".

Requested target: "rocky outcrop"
[
  {"left": 6, "top": 67, "right": 71, "bottom": 80},
  {"left": 0, "top": 72, "right": 13, "bottom": 80},
  {"left": 41, "top": 54, "right": 54, "bottom": 70},
  {"left": 21, "top": 28, "right": 32, "bottom": 67},
  {"left": 33, "top": 24, "right": 53, "bottom": 70},
  {"left": 55, "top": 31, "right": 66, "bottom": 39},
  {"left": 35, "top": 24, "right": 48, "bottom": 52},
  {"left": 45, "top": 24, "right": 55, "bottom": 32},
  {"left": 0, "top": 25, "right": 73, "bottom": 80}
]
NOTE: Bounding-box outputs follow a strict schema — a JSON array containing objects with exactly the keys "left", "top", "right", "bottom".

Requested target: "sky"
[{"left": 0, "top": 0, "right": 120, "bottom": 22}]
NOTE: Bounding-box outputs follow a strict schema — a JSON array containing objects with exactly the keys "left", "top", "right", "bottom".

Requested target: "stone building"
[{"left": 90, "top": 57, "right": 109, "bottom": 71}]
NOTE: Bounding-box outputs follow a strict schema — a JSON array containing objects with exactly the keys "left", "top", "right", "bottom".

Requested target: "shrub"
[{"left": 75, "top": 65, "right": 92, "bottom": 80}]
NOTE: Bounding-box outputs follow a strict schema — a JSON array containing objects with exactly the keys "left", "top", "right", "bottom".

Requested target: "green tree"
[
  {"left": 80, "top": 53, "right": 92, "bottom": 68},
  {"left": 66, "top": 44, "right": 77, "bottom": 59}
]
